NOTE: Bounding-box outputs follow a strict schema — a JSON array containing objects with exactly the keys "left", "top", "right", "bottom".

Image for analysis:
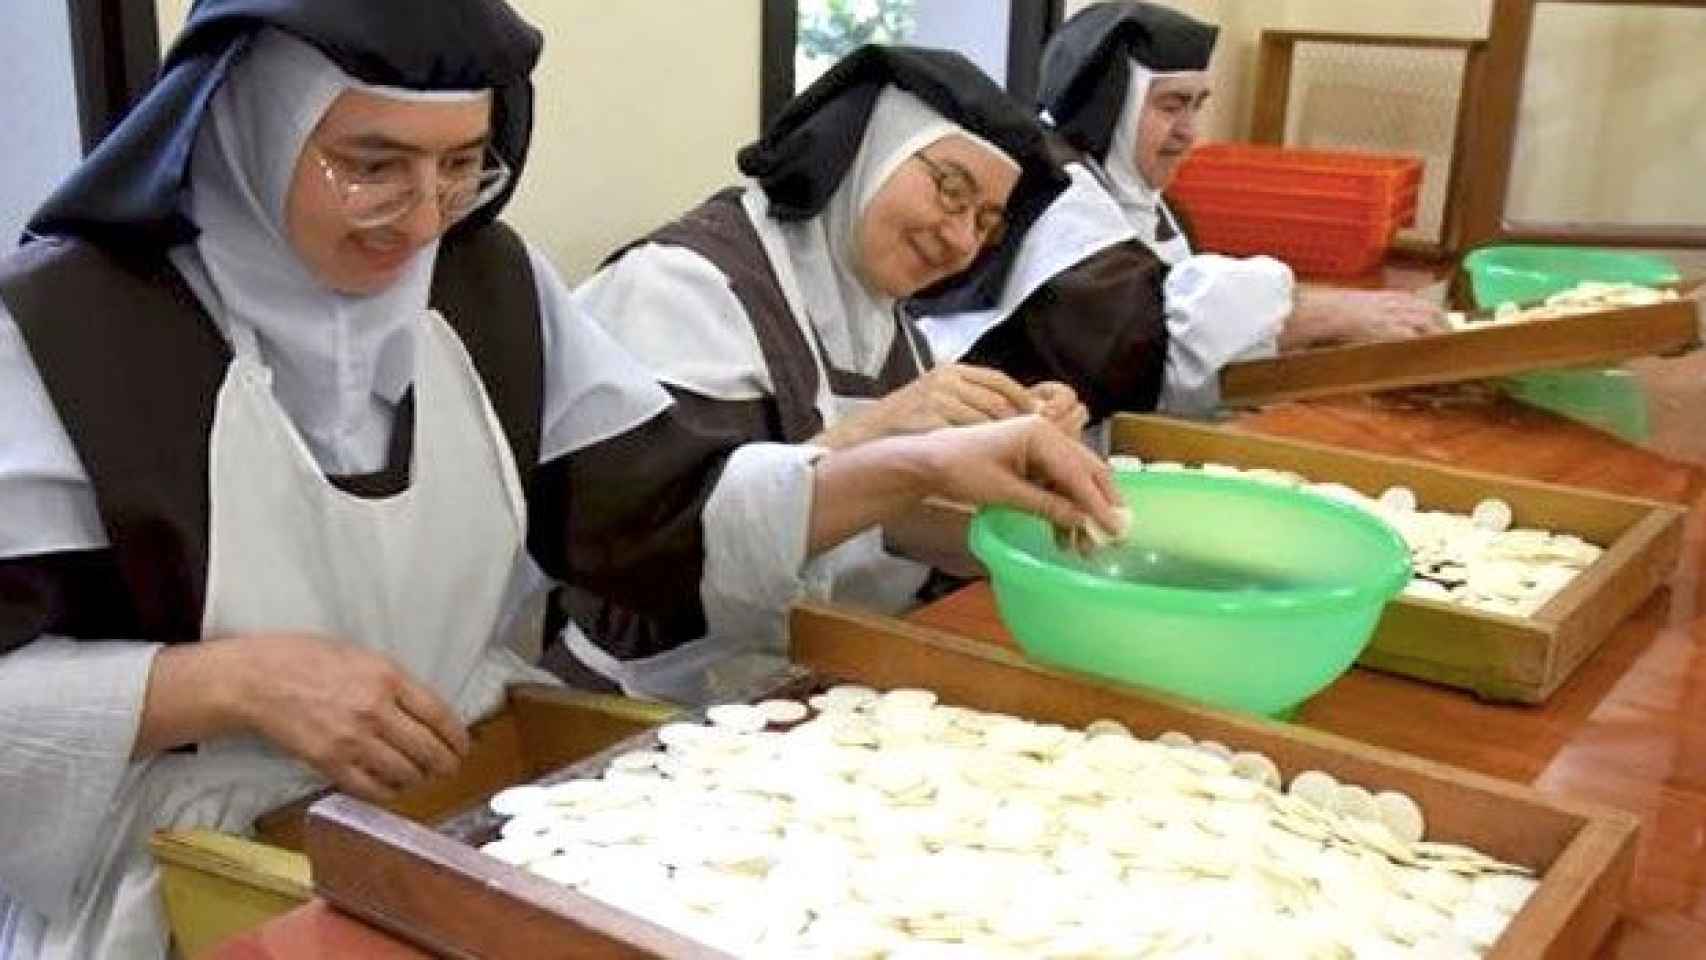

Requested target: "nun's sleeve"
[
  {"left": 961, "top": 239, "right": 1171, "bottom": 421},
  {"left": 526, "top": 244, "right": 821, "bottom": 657},
  {"left": 1156, "top": 253, "right": 1294, "bottom": 417},
  {"left": 0, "top": 306, "right": 161, "bottom": 917}
]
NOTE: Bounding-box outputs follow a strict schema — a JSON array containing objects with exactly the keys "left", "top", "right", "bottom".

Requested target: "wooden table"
[{"left": 210, "top": 380, "right": 1706, "bottom": 957}]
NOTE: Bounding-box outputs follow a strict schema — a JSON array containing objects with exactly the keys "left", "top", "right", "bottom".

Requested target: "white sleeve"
[
  {"left": 696, "top": 442, "right": 828, "bottom": 653},
  {"left": 525, "top": 242, "right": 673, "bottom": 462},
  {"left": 571, "top": 243, "right": 774, "bottom": 403},
  {"left": 1158, "top": 254, "right": 1295, "bottom": 417},
  {"left": 0, "top": 293, "right": 175, "bottom": 922},
  {"left": 0, "top": 307, "right": 108, "bottom": 559},
  {"left": 0, "top": 638, "right": 157, "bottom": 917}
]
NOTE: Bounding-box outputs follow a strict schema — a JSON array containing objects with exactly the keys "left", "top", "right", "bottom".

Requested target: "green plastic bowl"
[
  {"left": 1463, "top": 245, "right": 1679, "bottom": 308},
  {"left": 968, "top": 471, "right": 1411, "bottom": 718},
  {"left": 1462, "top": 245, "right": 1680, "bottom": 443}
]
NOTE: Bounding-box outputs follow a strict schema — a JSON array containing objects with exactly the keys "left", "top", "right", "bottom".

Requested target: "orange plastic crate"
[
  {"left": 1179, "top": 202, "right": 1406, "bottom": 277},
  {"left": 1172, "top": 143, "right": 1422, "bottom": 218},
  {"left": 1169, "top": 180, "right": 1418, "bottom": 230},
  {"left": 1167, "top": 143, "right": 1423, "bottom": 277}
]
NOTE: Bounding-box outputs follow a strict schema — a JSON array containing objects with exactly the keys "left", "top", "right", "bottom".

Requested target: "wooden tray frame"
[
  {"left": 304, "top": 605, "right": 1638, "bottom": 959},
  {"left": 1111, "top": 414, "right": 1685, "bottom": 703},
  {"left": 1220, "top": 296, "right": 1700, "bottom": 406}
]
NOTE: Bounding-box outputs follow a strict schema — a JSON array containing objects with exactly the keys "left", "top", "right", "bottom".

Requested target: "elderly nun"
[
  {"left": 916, "top": 1, "right": 1447, "bottom": 419},
  {"left": 565, "top": 46, "right": 1094, "bottom": 702},
  {"left": 0, "top": 3, "right": 1121, "bottom": 956}
]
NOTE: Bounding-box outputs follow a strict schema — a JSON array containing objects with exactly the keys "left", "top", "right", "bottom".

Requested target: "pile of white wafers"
[
  {"left": 483, "top": 686, "right": 1537, "bottom": 958},
  {"left": 1109, "top": 457, "right": 1602, "bottom": 619},
  {"left": 1444, "top": 281, "right": 1679, "bottom": 331}
]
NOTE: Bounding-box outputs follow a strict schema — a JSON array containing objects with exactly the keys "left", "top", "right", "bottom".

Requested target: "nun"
[
  {"left": 916, "top": 1, "right": 1448, "bottom": 419},
  {"left": 0, "top": 4, "right": 1121, "bottom": 956},
  {"left": 564, "top": 46, "right": 1091, "bottom": 702}
]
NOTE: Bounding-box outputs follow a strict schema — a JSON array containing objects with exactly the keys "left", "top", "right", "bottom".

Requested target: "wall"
[
  {"left": 1276, "top": 0, "right": 1488, "bottom": 36},
  {"left": 155, "top": 1, "right": 759, "bottom": 282},
  {"left": 1, "top": 0, "right": 85, "bottom": 244},
  {"left": 1507, "top": 4, "right": 1706, "bottom": 226},
  {"left": 508, "top": 3, "right": 757, "bottom": 279}
]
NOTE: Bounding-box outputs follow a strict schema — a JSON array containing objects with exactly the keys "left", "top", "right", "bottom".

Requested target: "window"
[
  {"left": 761, "top": 0, "right": 1062, "bottom": 127},
  {"left": 1463, "top": 0, "right": 1706, "bottom": 248},
  {"left": 1, "top": 2, "right": 83, "bottom": 242}
]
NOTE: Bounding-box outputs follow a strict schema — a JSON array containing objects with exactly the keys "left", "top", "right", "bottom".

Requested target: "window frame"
[
  {"left": 1460, "top": 0, "right": 1706, "bottom": 249},
  {"left": 1248, "top": 30, "right": 1488, "bottom": 261},
  {"left": 66, "top": 0, "right": 161, "bottom": 154}
]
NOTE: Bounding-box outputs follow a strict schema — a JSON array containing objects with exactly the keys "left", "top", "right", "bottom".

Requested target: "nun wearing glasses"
[
  {"left": 0, "top": 4, "right": 1122, "bottom": 956},
  {"left": 916, "top": 1, "right": 1447, "bottom": 420},
  {"left": 565, "top": 46, "right": 1095, "bottom": 703}
]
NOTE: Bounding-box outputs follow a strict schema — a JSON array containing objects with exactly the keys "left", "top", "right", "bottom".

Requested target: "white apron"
[
  {"left": 566, "top": 200, "right": 933, "bottom": 705},
  {"left": 16, "top": 311, "right": 548, "bottom": 959}
]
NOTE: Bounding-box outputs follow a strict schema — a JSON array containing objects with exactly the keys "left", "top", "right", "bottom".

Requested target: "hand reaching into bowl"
[{"left": 806, "top": 415, "right": 1125, "bottom": 555}]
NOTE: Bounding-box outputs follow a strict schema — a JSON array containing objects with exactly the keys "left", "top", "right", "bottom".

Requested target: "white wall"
[
  {"left": 156, "top": 1, "right": 759, "bottom": 282},
  {"left": 507, "top": 3, "right": 758, "bottom": 280},
  {"left": 156, "top": 0, "right": 192, "bottom": 38},
  {"left": 1276, "top": 0, "right": 1488, "bottom": 36},
  {"left": 1507, "top": 4, "right": 1706, "bottom": 226},
  {"left": 1, "top": 0, "right": 85, "bottom": 243}
]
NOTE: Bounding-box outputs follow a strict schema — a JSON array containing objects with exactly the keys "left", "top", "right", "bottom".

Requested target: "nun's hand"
[
  {"left": 814, "top": 363, "right": 1040, "bottom": 450},
  {"left": 222, "top": 634, "right": 471, "bottom": 803},
  {"left": 1284, "top": 288, "right": 1449, "bottom": 350},
  {"left": 917, "top": 415, "right": 1124, "bottom": 534},
  {"left": 1352, "top": 290, "right": 1451, "bottom": 341},
  {"left": 1030, "top": 381, "right": 1090, "bottom": 436}
]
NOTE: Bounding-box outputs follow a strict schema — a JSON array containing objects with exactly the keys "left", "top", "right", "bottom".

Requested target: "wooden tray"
[
  {"left": 1111, "top": 414, "right": 1686, "bottom": 703},
  {"left": 150, "top": 685, "right": 676, "bottom": 957},
  {"left": 1220, "top": 295, "right": 1701, "bottom": 406},
  {"left": 303, "top": 604, "right": 1639, "bottom": 959}
]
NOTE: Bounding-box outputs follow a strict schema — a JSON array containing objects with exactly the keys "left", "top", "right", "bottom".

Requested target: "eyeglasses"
[
  {"left": 313, "top": 146, "right": 511, "bottom": 230},
  {"left": 910, "top": 152, "right": 1008, "bottom": 247}
]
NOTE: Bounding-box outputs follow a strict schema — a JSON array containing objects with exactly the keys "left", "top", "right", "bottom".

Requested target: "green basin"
[
  {"left": 969, "top": 471, "right": 1411, "bottom": 718},
  {"left": 1462, "top": 244, "right": 1680, "bottom": 442}
]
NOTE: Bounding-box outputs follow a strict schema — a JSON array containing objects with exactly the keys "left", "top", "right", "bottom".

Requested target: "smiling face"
[
  {"left": 284, "top": 89, "right": 493, "bottom": 296},
  {"left": 853, "top": 134, "right": 1020, "bottom": 299},
  {"left": 1133, "top": 72, "right": 1211, "bottom": 191}
]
